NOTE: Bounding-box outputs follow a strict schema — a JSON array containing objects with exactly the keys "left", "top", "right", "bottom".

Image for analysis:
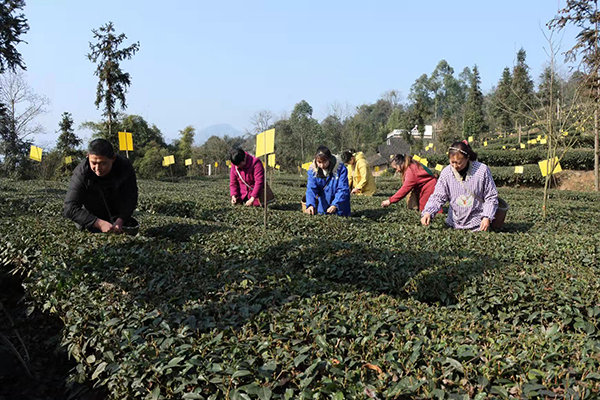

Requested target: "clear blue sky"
[{"left": 19, "top": 0, "right": 577, "bottom": 148}]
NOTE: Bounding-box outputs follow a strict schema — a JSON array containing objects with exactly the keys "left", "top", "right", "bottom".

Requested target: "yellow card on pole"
[
  {"left": 29, "top": 145, "right": 42, "bottom": 162},
  {"left": 268, "top": 153, "right": 276, "bottom": 167},
  {"left": 168, "top": 155, "right": 175, "bottom": 165},
  {"left": 65, "top": 156, "right": 72, "bottom": 165},
  {"left": 413, "top": 155, "right": 422, "bottom": 163},
  {"left": 126, "top": 132, "right": 133, "bottom": 151},
  {"left": 540, "top": 138, "right": 547, "bottom": 144},
  {"left": 420, "top": 158, "right": 429, "bottom": 167},
  {"left": 374, "top": 166, "right": 380, "bottom": 172},
  {"left": 435, "top": 164, "right": 444, "bottom": 172},
  {"left": 520, "top": 143, "right": 526, "bottom": 149},
  {"left": 185, "top": 158, "right": 192, "bottom": 166},
  {"left": 215, "top": 162, "right": 218, "bottom": 168},
  {"left": 538, "top": 157, "right": 562, "bottom": 177},
  {"left": 537, "top": 135, "right": 542, "bottom": 140},
  {"left": 198, "top": 159, "right": 203, "bottom": 165},
  {"left": 484, "top": 141, "right": 488, "bottom": 147},
  {"left": 468, "top": 136, "right": 473, "bottom": 143},
  {"left": 514, "top": 166, "right": 524, "bottom": 174},
  {"left": 256, "top": 128, "right": 275, "bottom": 157},
  {"left": 502, "top": 146, "right": 506, "bottom": 150},
  {"left": 275, "top": 164, "right": 280, "bottom": 170},
  {"left": 162, "top": 159, "right": 166, "bottom": 167},
  {"left": 302, "top": 162, "right": 312, "bottom": 171},
  {"left": 118, "top": 131, "right": 127, "bottom": 151}
]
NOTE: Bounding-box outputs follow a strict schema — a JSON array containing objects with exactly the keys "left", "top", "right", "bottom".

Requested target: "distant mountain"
[{"left": 197, "top": 124, "right": 244, "bottom": 142}]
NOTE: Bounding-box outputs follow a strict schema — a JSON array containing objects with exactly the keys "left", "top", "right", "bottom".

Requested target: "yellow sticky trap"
[
  {"left": 537, "top": 135, "right": 542, "bottom": 140},
  {"left": 502, "top": 146, "right": 506, "bottom": 150},
  {"left": 226, "top": 160, "right": 231, "bottom": 167},
  {"left": 540, "top": 139, "right": 547, "bottom": 144},
  {"left": 374, "top": 166, "right": 380, "bottom": 172},
  {"left": 29, "top": 145, "right": 42, "bottom": 162},
  {"left": 168, "top": 155, "right": 175, "bottom": 165},
  {"left": 163, "top": 155, "right": 175, "bottom": 166},
  {"left": 198, "top": 159, "right": 203, "bottom": 165},
  {"left": 268, "top": 154, "right": 276, "bottom": 167},
  {"left": 302, "top": 162, "right": 312, "bottom": 171},
  {"left": 420, "top": 158, "right": 429, "bottom": 167},
  {"left": 515, "top": 166, "right": 524, "bottom": 174},
  {"left": 126, "top": 132, "right": 133, "bottom": 151},
  {"left": 275, "top": 164, "right": 280, "bottom": 170},
  {"left": 256, "top": 128, "right": 275, "bottom": 157},
  {"left": 538, "top": 157, "right": 562, "bottom": 177},
  {"left": 118, "top": 131, "right": 127, "bottom": 151},
  {"left": 563, "top": 131, "right": 569, "bottom": 136},
  {"left": 484, "top": 141, "right": 488, "bottom": 147},
  {"left": 185, "top": 158, "right": 192, "bottom": 166},
  {"left": 162, "top": 159, "right": 166, "bottom": 167},
  {"left": 468, "top": 136, "right": 474, "bottom": 143},
  {"left": 215, "top": 162, "right": 218, "bottom": 168},
  {"left": 65, "top": 156, "right": 72, "bottom": 165},
  {"left": 412, "top": 155, "right": 422, "bottom": 163},
  {"left": 520, "top": 143, "right": 526, "bottom": 149},
  {"left": 435, "top": 164, "right": 444, "bottom": 172}
]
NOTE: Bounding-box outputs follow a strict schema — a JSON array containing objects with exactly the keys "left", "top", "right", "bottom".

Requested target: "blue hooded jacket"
[{"left": 305, "top": 157, "right": 351, "bottom": 216}]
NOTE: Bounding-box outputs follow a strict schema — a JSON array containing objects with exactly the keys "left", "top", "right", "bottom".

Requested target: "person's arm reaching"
[{"left": 63, "top": 168, "right": 97, "bottom": 229}]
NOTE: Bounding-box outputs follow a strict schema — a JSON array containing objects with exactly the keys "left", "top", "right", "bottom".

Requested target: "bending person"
[
  {"left": 421, "top": 141, "right": 498, "bottom": 231},
  {"left": 305, "top": 146, "right": 350, "bottom": 216},
  {"left": 341, "top": 149, "right": 376, "bottom": 196},
  {"left": 64, "top": 139, "right": 138, "bottom": 233},
  {"left": 381, "top": 154, "right": 438, "bottom": 211},
  {"left": 229, "top": 148, "right": 268, "bottom": 207}
]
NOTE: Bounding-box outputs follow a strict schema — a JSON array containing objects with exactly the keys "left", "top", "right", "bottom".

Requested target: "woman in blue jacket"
[{"left": 304, "top": 146, "right": 351, "bottom": 216}]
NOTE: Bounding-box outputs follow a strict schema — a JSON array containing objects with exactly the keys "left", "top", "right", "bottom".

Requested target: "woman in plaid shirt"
[{"left": 421, "top": 141, "right": 498, "bottom": 231}]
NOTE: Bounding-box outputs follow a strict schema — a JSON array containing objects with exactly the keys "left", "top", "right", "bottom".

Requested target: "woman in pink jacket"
[
  {"left": 381, "top": 154, "right": 438, "bottom": 211},
  {"left": 229, "top": 148, "right": 265, "bottom": 207}
]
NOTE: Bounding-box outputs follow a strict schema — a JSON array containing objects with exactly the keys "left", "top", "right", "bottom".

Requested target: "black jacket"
[{"left": 63, "top": 155, "right": 138, "bottom": 229}]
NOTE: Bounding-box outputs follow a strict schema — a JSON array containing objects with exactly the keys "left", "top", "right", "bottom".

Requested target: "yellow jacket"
[{"left": 348, "top": 152, "right": 376, "bottom": 196}]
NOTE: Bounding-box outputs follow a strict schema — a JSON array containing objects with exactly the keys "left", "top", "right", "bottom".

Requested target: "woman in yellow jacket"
[{"left": 341, "top": 150, "right": 376, "bottom": 196}]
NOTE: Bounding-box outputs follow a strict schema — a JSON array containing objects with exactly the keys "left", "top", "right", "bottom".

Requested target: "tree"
[
  {"left": 463, "top": 65, "right": 487, "bottom": 140},
  {"left": 121, "top": 114, "right": 165, "bottom": 149},
  {"left": 510, "top": 48, "right": 536, "bottom": 143},
  {"left": 56, "top": 112, "right": 81, "bottom": 156},
  {"left": 0, "top": 0, "right": 28, "bottom": 74},
  {"left": 290, "top": 100, "right": 321, "bottom": 162},
  {"left": 178, "top": 125, "right": 195, "bottom": 161},
  {"left": 87, "top": 21, "right": 140, "bottom": 142},
  {"left": 0, "top": 71, "right": 49, "bottom": 141},
  {"left": 538, "top": 66, "right": 563, "bottom": 108},
  {"left": 550, "top": 0, "right": 600, "bottom": 191},
  {"left": 249, "top": 110, "right": 274, "bottom": 135},
  {"left": 438, "top": 109, "right": 461, "bottom": 147},
  {"left": 381, "top": 89, "right": 403, "bottom": 109},
  {"left": 491, "top": 67, "right": 514, "bottom": 132}
]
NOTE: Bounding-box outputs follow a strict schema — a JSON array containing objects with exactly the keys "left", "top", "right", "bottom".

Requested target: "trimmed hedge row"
[{"left": 422, "top": 148, "right": 594, "bottom": 170}]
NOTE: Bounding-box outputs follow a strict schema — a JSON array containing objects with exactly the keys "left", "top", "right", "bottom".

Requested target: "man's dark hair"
[
  {"left": 230, "top": 148, "right": 246, "bottom": 165},
  {"left": 88, "top": 139, "right": 115, "bottom": 157}
]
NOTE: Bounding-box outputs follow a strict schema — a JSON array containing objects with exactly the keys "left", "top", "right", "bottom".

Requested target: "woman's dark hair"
[
  {"left": 88, "top": 139, "right": 114, "bottom": 158},
  {"left": 314, "top": 145, "right": 336, "bottom": 177},
  {"left": 340, "top": 150, "right": 353, "bottom": 164},
  {"left": 230, "top": 148, "right": 246, "bottom": 165},
  {"left": 340, "top": 149, "right": 356, "bottom": 164},
  {"left": 391, "top": 154, "right": 417, "bottom": 176},
  {"left": 448, "top": 141, "right": 477, "bottom": 161}
]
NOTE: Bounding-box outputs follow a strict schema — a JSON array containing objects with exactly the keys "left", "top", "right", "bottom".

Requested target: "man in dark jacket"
[{"left": 64, "top": 139, "right": 138, "bottom": 233}]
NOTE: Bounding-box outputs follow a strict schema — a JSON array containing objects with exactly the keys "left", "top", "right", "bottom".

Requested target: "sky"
[{"left": 16, "top": 0, "right": 578, "bottom": 149}]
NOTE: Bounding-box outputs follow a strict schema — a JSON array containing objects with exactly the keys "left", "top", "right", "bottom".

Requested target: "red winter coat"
[
  {"left": 389, "top": 162, "right": 437, "bottom": 211},
  {"left": 229, "top": 153, "right": 264, "bottom": 206}
]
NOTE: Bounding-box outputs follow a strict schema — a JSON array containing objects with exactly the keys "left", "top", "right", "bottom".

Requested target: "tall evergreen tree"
[
  {"left": 0, "top": 0, "right": 28, "bottom": 73},
  {"left": 87, "top": 21, "right": 140, "bottom": 144},
  {"left": 463, "top": 65, "right": 487, "bottom": 140},
  {"left": 491, "top": 67, "right": 513, "bottom": 132},
  {"left": 510, "top": 48, "right": 535, "bottom": 142},
  {"left": 538, "top": 66, "right": 563, "bottom": 108},
  {"left": 56, "top": 112, "right": 81, "bottom": 156},
  {"left": 290, "top": 100, "right": 321, "bottom": 162}
]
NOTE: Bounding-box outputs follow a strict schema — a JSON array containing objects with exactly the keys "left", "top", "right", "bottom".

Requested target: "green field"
[{"left": 1, "top": 176, "right": 599, "bottom": 399}]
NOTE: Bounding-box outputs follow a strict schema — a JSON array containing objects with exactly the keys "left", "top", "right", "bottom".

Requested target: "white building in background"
[{"left": 407, "top": 125, "right": 434, "bottom": 140}]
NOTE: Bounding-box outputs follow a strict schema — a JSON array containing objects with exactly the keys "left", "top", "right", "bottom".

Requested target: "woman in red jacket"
[
  {"left": 381, "top": 154, "right": 438, "bottom": 211},
  {"left": 229, "top": 148, "right": 265, "bottom": 207}
]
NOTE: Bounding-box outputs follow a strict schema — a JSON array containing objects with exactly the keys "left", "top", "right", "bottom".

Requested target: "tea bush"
[{"left": 1, "top": 177, "right": 599, "bottom": 399}]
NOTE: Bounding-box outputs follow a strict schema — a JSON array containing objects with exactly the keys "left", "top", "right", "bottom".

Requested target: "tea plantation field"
[{"left": 1, "top": 176, "right": 599, "bottom": 399}]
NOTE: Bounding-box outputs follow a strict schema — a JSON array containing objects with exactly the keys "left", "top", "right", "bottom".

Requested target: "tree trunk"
[{"left": 595, "top": 106, "right": 599, "bottom": 191}]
